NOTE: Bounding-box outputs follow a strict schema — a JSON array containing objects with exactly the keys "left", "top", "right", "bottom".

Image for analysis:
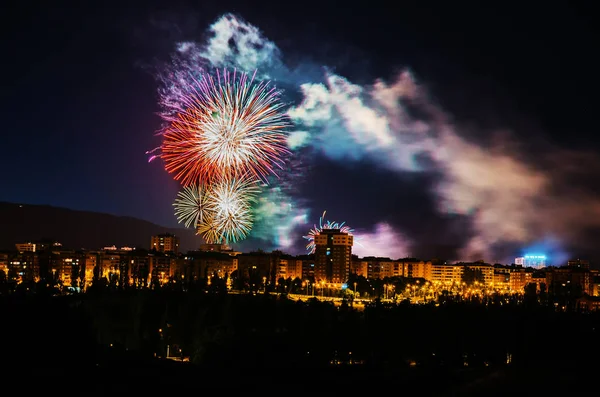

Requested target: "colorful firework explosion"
[
  {"left": 160, "top": 68, "right": 290, "bottom": 187},
  {"left": 173, "top": 183, "right": 210, "bottom": 228},
  {"left": 302, "top": 211, "right": 355, "bottom": 253},
  {"left": 176, "top": 175, "right": 260, "bottom": 244},
  {"left": 195, "top": 213, "right": 223, "bottom": 244},
  {"left": 155, "top": 67, "right": 292, "bottom": 245},
  {"left": 205, "top": 174, "right": 260, "bottom": 243}
]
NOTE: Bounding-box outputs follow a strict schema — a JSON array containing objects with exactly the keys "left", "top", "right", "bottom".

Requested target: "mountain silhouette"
[{"left": 0, "top": 202, "right": 200, "bottom": 251}]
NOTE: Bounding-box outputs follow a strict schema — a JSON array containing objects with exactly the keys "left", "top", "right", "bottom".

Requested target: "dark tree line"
[{"left": 4, "top": 289, "right": 598, "bottom": 371}]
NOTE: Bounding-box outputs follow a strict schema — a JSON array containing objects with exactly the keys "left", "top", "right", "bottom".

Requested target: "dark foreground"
[
  {"left": 10, "top": 357, "right": 597, "bottom": 395},
  {"left": 3, "top": 291, "right": 598, "bottom": 395}
]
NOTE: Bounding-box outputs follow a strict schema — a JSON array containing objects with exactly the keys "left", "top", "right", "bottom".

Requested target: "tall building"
[
  {"left": 276, "top": 257, "right": 303, "bottom": 280},
  {"left": 460, "top": 262, "right": 494, "bottom": 286},
  {"left": 509, "top": 270, "right": 532, "bottom": 292},
  {"left": 149, "top": 255, "right": 177, "bottom": 284},
  {"left": 515, "top": 255, "right": 546, "bottom": 269},
  {"left": 296, "top": 255, "right": 315, "bottom": 280},
  {"left": 430, "top": 263, "right": 463, "bottom": 285},
  {"left": 409, "top": 260, "right": 433, "bottom": 279},
  {"left": 314, "top": 229, "right": 353, "bottom": 284},
  {"left": 151, "top": 233, "right": 180, "bottom": 254},
  {"left": 350, "top": 258, "right": 368, "bottom": 278}
]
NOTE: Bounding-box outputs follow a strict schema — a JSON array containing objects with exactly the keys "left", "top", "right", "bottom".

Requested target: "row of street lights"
[{"left": 300, "top": 280, "right": 349, "bottom": 298}]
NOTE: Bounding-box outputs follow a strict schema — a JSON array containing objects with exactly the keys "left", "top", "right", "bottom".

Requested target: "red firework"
[{"left": 160, "top": 69, "right": 290, "bottom": 186}]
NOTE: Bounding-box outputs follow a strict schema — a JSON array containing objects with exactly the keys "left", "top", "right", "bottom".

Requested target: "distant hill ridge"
[{"left": 0, "top": 202, "right": 200, "bottom": 251}]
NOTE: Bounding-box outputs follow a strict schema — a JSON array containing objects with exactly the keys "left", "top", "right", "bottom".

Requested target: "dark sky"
[{"left": 1, "top": 1, "right": 598, "bottom": 261}]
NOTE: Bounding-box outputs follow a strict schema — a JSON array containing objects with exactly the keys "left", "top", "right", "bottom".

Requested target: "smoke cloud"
[
  {"left": 158, "top": 13, "right": 600, "bottom": 263},
  {"left": 351, "top": 223, "right": 411, "bottom": 259}
]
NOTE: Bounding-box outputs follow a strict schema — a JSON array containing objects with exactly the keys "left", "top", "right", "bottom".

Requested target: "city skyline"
[
  {"left": 2, "top": 3, "right": 598, "bottom": 265},
  {"left": 0, "top": 199, "right": 584, "bottom": 266},
  {"left": 3, "top": 232, "right": 598, "bottom": 301},
  {"left": 3, "top": 232, "right": 587, "bottom": 270}
]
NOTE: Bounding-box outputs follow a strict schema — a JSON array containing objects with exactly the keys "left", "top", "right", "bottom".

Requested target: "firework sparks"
[
  {"left": 160, "top": 68, "right": 290, "bottom": 186},
  {"left": 174, "top": 174, "right": 261, "bottom": 244},
  {"left": 173, "top": 183, "right": 210, "bottom": 229},
  {"left": 302, "top": 211, "right": 355, "bottom": 254},
  {"left": 196, "top": 213, "right": 223, "bottom": 244},
  {"left": 172, "top": 173, "right": 261, "bottom": 244},
  {"left": 205, "top": 175, "right": 260, "bottom": 243}
]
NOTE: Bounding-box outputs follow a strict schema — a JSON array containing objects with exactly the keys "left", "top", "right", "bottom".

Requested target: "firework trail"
[
  {"left": 303, "top": 211, "right": 355, "bottom": 254},
  {"left": 155, "top": 42, "right": 207, "bottom": 121},
  {"left": 160, "top": 68, "right": 290, "bottom": 187},
  {"left": 173, "top": 183, "right": 210, "bottom": 228}
]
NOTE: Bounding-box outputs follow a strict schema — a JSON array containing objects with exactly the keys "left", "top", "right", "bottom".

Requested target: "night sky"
[{"left": 2, "top": 1, "right": 598, "bottom": 263}]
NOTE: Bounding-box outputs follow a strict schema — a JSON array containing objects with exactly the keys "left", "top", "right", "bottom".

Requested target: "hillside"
[{"left": 0, "top": 202, "right": 200, "bottom": 251}]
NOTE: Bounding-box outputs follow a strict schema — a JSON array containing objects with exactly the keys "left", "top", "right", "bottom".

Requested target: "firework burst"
[
  {"left": 173, "top": 183, "right": 210, "bottom": 228},
  {"left": 160, "top": 68, "right": 290, "bottom": 186},
  {"left": 174, "top": 175, "right": 261, "bottom": 244},
  {"left": 303, "top": 211, "right": 355, "bottom": 254},
  {"left": 196, "top": 213, "right": 223, "bottom": 244},
  {"left": 205, "top": 175, "right": 261, "bottom": 243}
]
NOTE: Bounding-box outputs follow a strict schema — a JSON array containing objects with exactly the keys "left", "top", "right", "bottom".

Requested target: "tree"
[
  {"left": 342, "top": 288, "right": 354, "bottom": 304},
  {"left": 346, "top": 273, "right": 371, "bottom": 297},
  {"left": 290, "top": 277, "right": 303, "bottom": 294},
  {"left": 208, "top": 272, "right": 227, "bottom": 294},
  {"left": 523, "top": 283, "right": 538, "bottom": 306},
  {"left": 0, "top": 270, "right": 7, "bottom": 295},
  {"left": 277, "top": 277, "right": 286, "bottom": 293}
]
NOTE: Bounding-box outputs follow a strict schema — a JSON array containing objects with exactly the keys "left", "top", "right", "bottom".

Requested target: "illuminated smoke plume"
[
  {"left": 251, "top": 185, "right": 308, "bottom": 249},
  {"left": 287, "top": 70, "right": 600, "bottom": 261},
  {"left": 352, "top": 223, "right": 411, "bottom": 259},
  {"left": 200, "top": 14, "right": 281, "bottom": 72},
  {"left": 155, "top": 13, "right": 600, "bottom": 261}
]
